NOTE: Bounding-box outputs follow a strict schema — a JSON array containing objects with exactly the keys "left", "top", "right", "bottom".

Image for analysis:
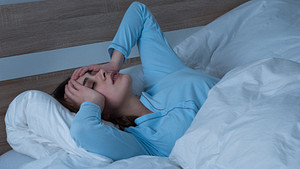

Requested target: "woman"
[{"left": 53, "top": 2, "right": 219, "bottom": 161}]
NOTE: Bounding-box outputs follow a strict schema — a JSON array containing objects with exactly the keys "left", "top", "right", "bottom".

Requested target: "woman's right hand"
[{"left": 65, "top": 79, "right": 105, "bottom": 112}]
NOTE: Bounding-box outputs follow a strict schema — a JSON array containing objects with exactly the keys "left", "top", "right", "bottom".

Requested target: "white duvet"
[
  {"left": 5, "top": 58, "right": 300, "bottom": 169},
  {"left": 170, "top": 58, "right": 300, "bottom": 169}
]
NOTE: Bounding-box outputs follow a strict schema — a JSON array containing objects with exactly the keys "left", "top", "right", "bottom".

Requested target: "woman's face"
[{"left": 76, "top": 69, "right": 132, "bottom": 111}]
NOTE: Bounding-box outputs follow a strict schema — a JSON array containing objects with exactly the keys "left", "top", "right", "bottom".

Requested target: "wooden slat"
[
  {"left": 0, "top": 114, "right": 10, "bottom": 154},
  {"left": 0, "top": 0, "right": 248, "bottom": 58}
]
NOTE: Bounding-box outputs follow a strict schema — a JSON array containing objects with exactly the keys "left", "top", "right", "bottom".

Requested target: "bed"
[{"left": 1, "top": 0, "right": 300, "bottom": 168}]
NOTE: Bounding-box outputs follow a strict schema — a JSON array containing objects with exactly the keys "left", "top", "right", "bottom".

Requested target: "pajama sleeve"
[
  {"left": 70, "top": 102, "right": 149, "bottom": 161},
  {"left": 107, "top": 1, "right": 144, "bottom": 61},
  {"left": 107, "top": 2, "right": 186, "bottom": 90}
]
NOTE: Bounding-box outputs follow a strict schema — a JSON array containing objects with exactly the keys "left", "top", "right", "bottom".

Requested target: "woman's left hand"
[
  {"left": 65, "top": 79, "right": 105, "bottom": 112},
  {"left": 71, "top": 50, "right": 124, "bottom": 80},
  {"left": 71, "top": 62, "right": 119, "bottom": 81}
]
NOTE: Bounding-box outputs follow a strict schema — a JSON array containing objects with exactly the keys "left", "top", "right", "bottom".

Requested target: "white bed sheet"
[
  {"left": 0, "top": 150, "right": 180, "bottom": 169},
  {"left": 0, "top": 150, "right": 34, "bottom": 169}
]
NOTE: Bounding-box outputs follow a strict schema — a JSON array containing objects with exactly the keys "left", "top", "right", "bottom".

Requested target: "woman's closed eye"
[
  {"left": 83, "top": 77, "right": 96, "bottom": 89},
  {"left": 87, "top": 81, "right": 96, "bottom": 89},
  {"left": 91, "top": 82, "right": 95, "bottom": 89}
]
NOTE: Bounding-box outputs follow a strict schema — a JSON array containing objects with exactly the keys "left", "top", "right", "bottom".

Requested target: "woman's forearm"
[
  {"left": 70, "top": 101, "right": 148, "bottom": 160},
  {"left": 108, "top": 2, "right": 145, "bottom": 66}
]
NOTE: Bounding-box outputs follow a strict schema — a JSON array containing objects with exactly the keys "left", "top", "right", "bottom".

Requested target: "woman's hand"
[
  {"left": 71, "top": 62, "right": 119, "bottom": 80},
  {"left": 71, "top": 50, "right": 125, "bottom": 80},
  {"left": 65, "top": 79, "right": 105, "bottom": 112}
]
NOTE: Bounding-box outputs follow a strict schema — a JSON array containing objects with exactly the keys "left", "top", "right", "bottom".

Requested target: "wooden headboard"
[{"left": 0, "top": 0, "right": 248, "bottom": 155}]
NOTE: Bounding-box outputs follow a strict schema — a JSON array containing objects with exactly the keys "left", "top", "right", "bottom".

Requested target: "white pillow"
[
  {"left": 173, "top": 0, "right": 300, "bottom": 78},
  {"left": 120, "top": 64, "right": 144, "bottom": 96}
]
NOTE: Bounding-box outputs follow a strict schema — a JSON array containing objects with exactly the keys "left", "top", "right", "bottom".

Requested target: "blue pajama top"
[{"left": 70, "top": 2, "right": 219, "bottom": 161}]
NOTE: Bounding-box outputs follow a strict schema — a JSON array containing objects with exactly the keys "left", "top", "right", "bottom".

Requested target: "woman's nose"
[{"left": 98, "top": 69, "right": 107, "bottom": 80}]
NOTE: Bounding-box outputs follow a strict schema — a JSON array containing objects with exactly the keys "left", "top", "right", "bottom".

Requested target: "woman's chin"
[{"left": 122, "top": 74, "right": 132, "bottom": 83}]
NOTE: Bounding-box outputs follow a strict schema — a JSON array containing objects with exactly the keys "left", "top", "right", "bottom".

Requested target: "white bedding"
[
  {"left": 0, "top": 150, "right": 34, "bottom": 169},
  {"left": 175, "top": 0, "right": 300, "bottom": 78},
  {"left": 170, "top": 58, "right": 300, "bottom": 168},
  {"left": 3, "top": 0, "right": 300, "bottom": 168}
]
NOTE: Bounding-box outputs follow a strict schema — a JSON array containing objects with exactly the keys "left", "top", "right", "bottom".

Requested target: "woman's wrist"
[{"left": 110, "top": 49, "right": 125, "bottom": 71}]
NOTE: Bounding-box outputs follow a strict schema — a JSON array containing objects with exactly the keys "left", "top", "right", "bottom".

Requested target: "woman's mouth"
[{"left": 111, "top": 72, "right": 119, "bottom": 84}]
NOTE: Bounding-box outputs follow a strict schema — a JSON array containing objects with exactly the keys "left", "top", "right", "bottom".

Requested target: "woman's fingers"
[
  {"left": 64, "top": 79, "right": 106, "bottom": 111},
  {"left": 71, "top": 68, "right": 81, "bottom": 80},
  {"left": 71, "top": 64, "right": 101, "bottom": 80},
  {"left": 71, "top": 67, "right": 87, "bottom": 80},
  {"left": 65, "top": 80, "right": 84, "bottom": 108},
  {"left": 69, "top": 79, "right": 83, "bottom": 91},
  {"left": 71, "top": 62, "right": 120, "bottom": 81},
  {"left": 67, "top": 80, "right": 78, "bottom": 93},
  {"left": 71, "top": 62, "right": 121, "bottom": 82},
  {"left": 78, "top": 67, "right": 89, "bottom": 77},
  {"left": 64, "top": 84, "right": 74, "bottom": 101},
  {"left": 78, "top": 64, "right": 100, "bottom": 76},
  {"left": 65, "top": 80, "right": 81, "bottom": 98}
]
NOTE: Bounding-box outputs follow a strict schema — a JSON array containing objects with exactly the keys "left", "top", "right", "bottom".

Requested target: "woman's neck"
[{"left": 117, "top": 93, "right": 152, "bottom": 118}]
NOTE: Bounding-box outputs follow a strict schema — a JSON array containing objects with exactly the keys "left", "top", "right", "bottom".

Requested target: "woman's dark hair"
[
  {"left": 52, "top": 77, "right": 79, "bottom": 113},
  {"left": 52, "top": 77, "right": 136, "bottom": 130}
]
